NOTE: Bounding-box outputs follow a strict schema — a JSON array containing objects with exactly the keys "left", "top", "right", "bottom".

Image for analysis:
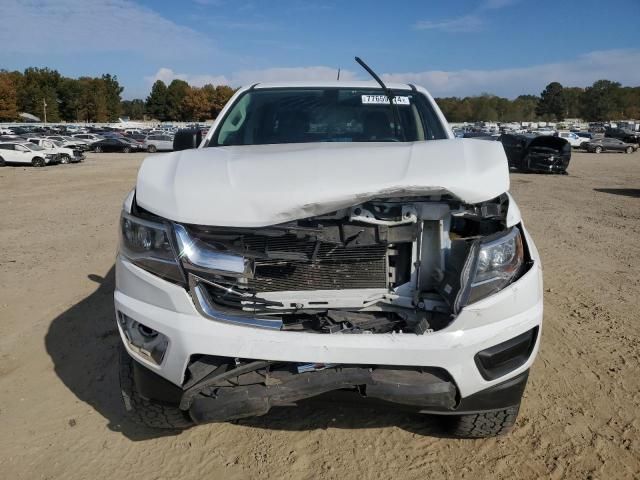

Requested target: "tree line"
[
  {"left": 437, "top": 80, "right": 640, "bottom": 123},
  {"left": 0, "top": 68, "right": 236, "bottom": 123},
  {"left": 1, "top": 67, "right": 639, "bottom": 123}
]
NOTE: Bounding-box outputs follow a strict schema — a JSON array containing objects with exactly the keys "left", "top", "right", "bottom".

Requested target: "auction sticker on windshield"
[{"left": 362, "top": 95, "right": 410, "bottom": 105}]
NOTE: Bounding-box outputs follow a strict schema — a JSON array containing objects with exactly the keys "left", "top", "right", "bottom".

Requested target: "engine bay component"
[{"left": 173, "top": 194, "right": 525, "bottom": 335}]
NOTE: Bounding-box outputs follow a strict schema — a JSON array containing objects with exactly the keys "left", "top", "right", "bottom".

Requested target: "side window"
[
  {"left": 0, "top": 144, "right": 13, "bottom": 150},
  {"left": 15, "top": 145, "right": 28, "bottom": 152},
  {"left": 216, "top": 93, "right": 250, "bottom": 145}
]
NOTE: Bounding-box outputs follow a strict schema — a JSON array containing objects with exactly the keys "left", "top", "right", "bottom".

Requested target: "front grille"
[
  {"left": 250, "top": 244, "right": 388, "bottom": 291},
  {"left": 188, "top": 228, "right": 389, "bottom": 292}
]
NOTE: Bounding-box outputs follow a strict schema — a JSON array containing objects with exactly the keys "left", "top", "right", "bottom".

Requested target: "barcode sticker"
[{"left": 362, "top": 95, "right": 410, "bottom": 105}]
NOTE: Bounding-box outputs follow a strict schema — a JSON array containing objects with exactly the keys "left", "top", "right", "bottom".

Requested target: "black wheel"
[
  {"left": 94, "top": 145, "right": 102, "bottom": 153},
  {"left": 443, "top": 404, "right": 521, "bottom": 438},
  {"left": 0, "top": 156, "right": 5, "bottom": 167},
  {"left": 625, "top": 146, "right": 633, "bottom": 154},
  {"left": 123, "top": 146, "right": 131, "bottom": 153},
  {"left": 147, "top": 144, "right": 157, "bottom": 153},
  {"left": 32, "top": 157, "right": 46, "bottom": 167},
  {"left": 119, "top": 345, "right": 193, "bottom": 429},
  {"left": 60, "top": 154, "right": 70, "bottom": 164},
  {"left": 594, "top": 146, "right": 602, "bottom": 154}
]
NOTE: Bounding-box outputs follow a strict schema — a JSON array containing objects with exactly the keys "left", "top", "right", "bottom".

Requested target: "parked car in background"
[
  {"left": 121, "top": 136, "right": 147, "bottom": 150},
  {"left": 556, "top": 131, "right": 589, "bottom": 148},
  {"left": 585, "top": 137, "right": 638, "bottom": 154},
  {"left": 144, "top": 134, "right": 174, "bottom": 152},
  {"left": 93, "top": 137, "right": 145, "bottom": 153},
  {"left": 45, "top": 135, "right": 92, "bottom": 151},
  {"left": 575, "top": 132, "right": 594, "bottom": 140},
  {"left": 500, "top": 133, "right": 571, "bottom": 173},
  {"left": 125, "top": 133, "right": 148, "bottom": 142},
  {"left": 73, "top": 133, "right": 104, "bottom": 143},
  {"left": 605, "top": 127, "right": 640, "bottom": 144},
  {"left": 27, "top": 138, "right": 84, "bottom": 163},
  {"left": 0, "top": 142, "right": 58, "bottom": 167}
]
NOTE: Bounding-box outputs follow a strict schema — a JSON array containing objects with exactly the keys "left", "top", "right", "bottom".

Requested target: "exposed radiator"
[{"left": 188, "top": 228, "right": 389, "bottom": 292}]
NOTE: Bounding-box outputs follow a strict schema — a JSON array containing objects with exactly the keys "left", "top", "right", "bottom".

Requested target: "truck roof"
[{"left": 252, "top": 80, "right": 415, "bottom": 90}]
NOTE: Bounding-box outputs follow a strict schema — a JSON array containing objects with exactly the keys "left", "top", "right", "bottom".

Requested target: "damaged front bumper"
[{"left": 114, "top": 239, "right": 543, "bottom": 422}]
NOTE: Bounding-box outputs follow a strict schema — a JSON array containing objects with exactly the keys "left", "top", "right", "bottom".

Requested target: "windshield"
[
  {"left": 210, "top": 88, "right": 447, "bottom": 146},
  {"left": 53, "top": 141, "right": 64, "bottom": 147}
]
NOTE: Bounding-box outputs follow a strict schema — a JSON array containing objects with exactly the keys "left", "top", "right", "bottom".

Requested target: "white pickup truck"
[{"left": 115, "top": 74, "right": 543, "bottom": 438}]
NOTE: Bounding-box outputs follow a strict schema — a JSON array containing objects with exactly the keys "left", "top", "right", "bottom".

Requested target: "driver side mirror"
[{"left": 173, "top": 129, "right": 202, "bottom": 151}]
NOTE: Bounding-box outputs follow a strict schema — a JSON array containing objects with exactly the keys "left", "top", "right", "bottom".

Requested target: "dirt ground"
[{"left": 1, "top": 149, "right": 639, "bottom": 479}]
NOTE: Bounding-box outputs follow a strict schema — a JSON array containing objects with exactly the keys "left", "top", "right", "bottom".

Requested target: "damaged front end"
[
  {"left": 153, "top": 192, "right": 530, "bottom": 336},
  {"left": 500, "top": 134, "right": 571, "bottom": 174}
]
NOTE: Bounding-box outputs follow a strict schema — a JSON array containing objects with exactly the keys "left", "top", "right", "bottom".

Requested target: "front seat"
[
  {"left": 363, "top": 111, "right": 392, "bottom": 140},
  {"left": 275, "top": 111, "right": 310, "bottom": 143}
]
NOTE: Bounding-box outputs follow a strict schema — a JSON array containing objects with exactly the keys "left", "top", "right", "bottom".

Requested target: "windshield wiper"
[{"left": 354, "top": 56, "right": 406, "bottom": 141}]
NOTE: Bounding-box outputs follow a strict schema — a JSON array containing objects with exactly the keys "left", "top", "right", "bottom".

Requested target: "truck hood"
[{"left": 136, "top": 139, "right": 509, "bottom": 227}]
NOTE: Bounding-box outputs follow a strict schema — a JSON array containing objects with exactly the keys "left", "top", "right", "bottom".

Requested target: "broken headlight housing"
[
  {"left": 174, "top": 224, "right": 253, "bottom": 278},
  {"left": 119, "top": 211, "right": 183, "bottom": 283},
  {"left": 467, "top": 227, "right": 524, "bottom": 304}
]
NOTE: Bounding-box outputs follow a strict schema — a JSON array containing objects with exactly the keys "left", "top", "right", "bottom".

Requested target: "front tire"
[
  {"left": 119, "top": 345, "right": 193, "bottom": 429},
  {"left": 147, "top": 144, "right": 157, "bottom": 153},
  {"left": 123, "top": 147, "right": 131, "bottom": 153},
  {"left": 443, "top": 404, "right": 521, "bottom": 438},
  {"left": 94, "top": 146, "right": 102, "bottom": 153},
  {"left": 594, "top": 146, "right": 602, "bottom": 154},
  {"left": 60, "top": 154, "right": 70, "bottom": 164},
  {"left": 32, "top": 157, "right": 46, "bottom": 167},
  {"left": 625, "top": 146, "right": 633, "bottom": 154}
]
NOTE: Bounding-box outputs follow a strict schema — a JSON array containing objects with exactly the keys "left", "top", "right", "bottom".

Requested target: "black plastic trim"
[
  {"left": 474, "top": 327, "right": 538, "bottom": 380},
  {"left": 420, "top": 370, "right": 529, "bottom": 415},
  {"left": 131, "top": 357, "right": 183, "bottom": 405}
]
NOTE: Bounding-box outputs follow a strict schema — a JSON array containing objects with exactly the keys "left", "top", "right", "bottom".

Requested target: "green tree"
[
  {"left": 17, "top": 67, "right": 62, "bottom": 122},
  {"left": 77, "top": 77, "right": 108, "bottom": 122},
  {"left": 57, "top": 78, "right": 83, "bottom": 122},
  {"left": 536, "top": 82, "right": 566, "bottom": 120},
  {"left": 563, "top": 87, "right": 584, "bottom": 118},
  {"left": 101, "top": 74, "right": 124, "bottom": 121},
  {"left": 166, "top": 79, "right": 190, "bottom": 120},
  {"left": 146, "top": 80, "right": 168, "bottom": 120},
  {"left": 0, "top": 71, "right": 19, "bottom": 121},
  {"left": 582, "top": 80, "right": 622, "bottom": 121},
  {"left": 121, "top": 99, "right": 146, "bottom": 120}
]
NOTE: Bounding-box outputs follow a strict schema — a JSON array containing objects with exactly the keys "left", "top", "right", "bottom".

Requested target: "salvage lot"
[{"left": 0, "top": 150, "right": 639, "bottom": 479}]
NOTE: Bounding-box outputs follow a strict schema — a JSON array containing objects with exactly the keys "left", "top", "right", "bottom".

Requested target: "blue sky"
[{"left": 2, "top": 0, "right": 639, "bottom": 99}]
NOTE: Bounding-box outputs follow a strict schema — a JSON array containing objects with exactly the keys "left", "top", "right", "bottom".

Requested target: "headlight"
[
  {"left": 467, "top": 227, "right": 524, "bottom": 304},
  {"left": 174, "top": 224, "right": 253, "bottom": 277},
  {"left": 119, "top": 212, "right": 183, "bottom": 283}
]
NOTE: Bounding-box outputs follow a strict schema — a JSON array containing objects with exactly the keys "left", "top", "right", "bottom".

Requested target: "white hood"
[{"left": 136, "top": 139, "right": 509, "bottom": 227}]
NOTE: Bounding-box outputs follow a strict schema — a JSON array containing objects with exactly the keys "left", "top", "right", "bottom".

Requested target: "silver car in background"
[{"left": 144, "top": 134, "right": 174, "bottom": 153}]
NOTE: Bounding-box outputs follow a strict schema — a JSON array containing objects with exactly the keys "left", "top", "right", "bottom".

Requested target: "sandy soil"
[{"left": 0, "top": 150, "right": 639, "bottom": 479}]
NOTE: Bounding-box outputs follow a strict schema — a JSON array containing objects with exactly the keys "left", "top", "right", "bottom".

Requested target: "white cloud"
[
  {"left": 482, "top": 0, "right": 519, "bottom": 10},
  {"left": 146, "top": 66, "right": 358, "bottom": 88},
  {"left": 414, "top": 0, "right": 519, "bottom": 33},
  {"left": 0, "top": 0, "right": 212, "bottom": 58},
  {"left": 145, "top": 49, "right": 640, "bottom": 99},
  {"left": 381, "top": 49, "right": 640, "bottom": 98},
  {"left": 414, "top": 15, "right": 483, "bottom": 32}
]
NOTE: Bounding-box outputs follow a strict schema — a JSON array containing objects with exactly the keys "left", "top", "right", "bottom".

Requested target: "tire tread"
[
  {"left": 447, "top": 405, "right": 520, "bottom": 438},
  {"left": 119, "top": 346, "right": 193, "bottom": 429}
]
